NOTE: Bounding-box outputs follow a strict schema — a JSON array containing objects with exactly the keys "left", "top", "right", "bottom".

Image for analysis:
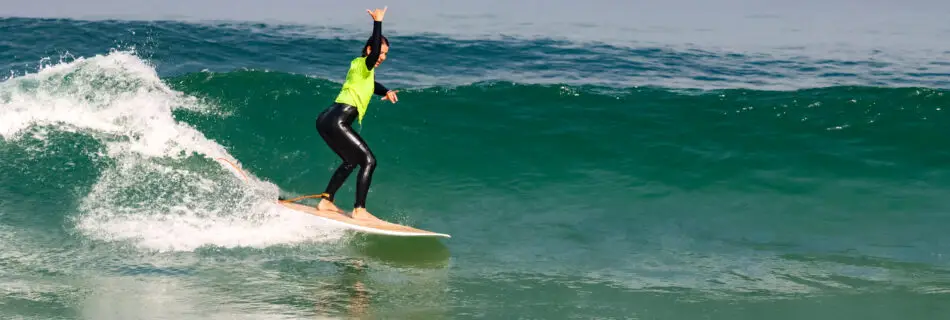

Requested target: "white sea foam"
[{"left": 0, "top": 50, "right": 346, "bottom": 252}]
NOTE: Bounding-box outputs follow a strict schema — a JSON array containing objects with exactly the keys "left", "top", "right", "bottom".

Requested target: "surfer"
[{"left": 313, "top": 6, "right": 397, "bottom": 221}]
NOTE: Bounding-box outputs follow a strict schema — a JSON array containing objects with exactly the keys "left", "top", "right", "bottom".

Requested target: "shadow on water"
[
  {"left": 311, "top": 257, "right": 373, "bottom": 320},
  {"left": 310, "top": 234, "right": 451, "bottom": 319},
  {"left": 346, "top": 233, "right": 452, "bottom": 269}
]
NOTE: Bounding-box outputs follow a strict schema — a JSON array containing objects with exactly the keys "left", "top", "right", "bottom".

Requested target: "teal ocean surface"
[{"left": 1, "top": 16, "right": 949, "bottom": 319}]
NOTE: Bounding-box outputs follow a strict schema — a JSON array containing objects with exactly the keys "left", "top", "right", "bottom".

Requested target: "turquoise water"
[{"left": 1, "top": 15, "right": 950, "bottom": 319}]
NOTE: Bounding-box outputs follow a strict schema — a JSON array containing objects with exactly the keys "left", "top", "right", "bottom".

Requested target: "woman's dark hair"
[{"left": 362, "top": 35, "right": 390, "bottom": 56}]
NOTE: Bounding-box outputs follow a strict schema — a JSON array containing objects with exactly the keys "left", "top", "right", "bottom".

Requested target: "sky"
[{"left": 2, "top": 0, "right": 949, "bottom": 54}]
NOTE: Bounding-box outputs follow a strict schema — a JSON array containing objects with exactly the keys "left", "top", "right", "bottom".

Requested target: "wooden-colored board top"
[{"left": 277, "top": 201, "right": 450, "bottom": 238}]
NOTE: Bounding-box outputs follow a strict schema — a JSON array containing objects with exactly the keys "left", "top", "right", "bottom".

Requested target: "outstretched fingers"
[
  {"left": 381, "top": 90, "right": 399, "bottom": 103},
  {"left": 366, "top": 6, "right": 387, "bottom": 21}
]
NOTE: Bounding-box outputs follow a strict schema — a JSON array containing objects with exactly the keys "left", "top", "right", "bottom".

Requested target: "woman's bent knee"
[{"left": 363, "top": 155, "right": 377, "bottom": 169}]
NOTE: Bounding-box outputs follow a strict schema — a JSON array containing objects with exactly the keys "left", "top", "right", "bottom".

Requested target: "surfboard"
[
  {"left": 277, "top": 200, "right": 451, "bottom": 238},
  {"left": 215, "top": 157, "right": 450, "bottom": 238}
]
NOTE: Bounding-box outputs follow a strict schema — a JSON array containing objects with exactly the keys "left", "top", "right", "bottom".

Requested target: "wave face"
[{"left": 1, "top": 17, "right": 949, "bottom": 320}]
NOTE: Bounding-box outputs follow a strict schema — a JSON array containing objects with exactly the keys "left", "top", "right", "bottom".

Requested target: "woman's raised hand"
[{"left": 367, "top": 7, "right": 387, "bottom": 22}]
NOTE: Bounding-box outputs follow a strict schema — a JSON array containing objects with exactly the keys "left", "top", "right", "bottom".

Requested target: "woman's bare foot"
[
  {"left": 350, "top": 207, "right": 379, "bottom": 221},
  {"left": 317, "top": 199, "right": 344, "bottom": 213}
]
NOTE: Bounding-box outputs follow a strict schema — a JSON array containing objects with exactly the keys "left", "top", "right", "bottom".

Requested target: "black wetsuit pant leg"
[{"left": 315, "top": 103, "right": 377, "bottom": 208}]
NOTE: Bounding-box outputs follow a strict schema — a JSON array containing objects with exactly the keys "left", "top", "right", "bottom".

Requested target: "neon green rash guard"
[
  {"left": 334, "top": 56, "right": 376, "bottom": 124},
  {"left": 333, "top": 20, "right": 387, "bottom": 124}
]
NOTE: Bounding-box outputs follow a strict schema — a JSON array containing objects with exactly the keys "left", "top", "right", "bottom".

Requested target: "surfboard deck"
[
  {"left": 277, "top": 200, "right": 451, "bottom": 238},
  {"left": 215, "top": 157, "right": 449, "bottom": 238}
]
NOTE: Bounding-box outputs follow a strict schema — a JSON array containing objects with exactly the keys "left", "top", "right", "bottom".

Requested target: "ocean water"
[{"left": 1, "top": 3, "right": 950, "bottom": 319}]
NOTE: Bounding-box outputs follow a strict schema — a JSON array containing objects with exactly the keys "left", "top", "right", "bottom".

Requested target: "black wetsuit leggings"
[{"left": 316, "top": 103, "right": 376, "bottom": 208}]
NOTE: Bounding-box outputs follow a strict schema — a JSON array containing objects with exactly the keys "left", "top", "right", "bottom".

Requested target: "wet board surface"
[
  {"left": 277, "top": 201, "right": 451, "bottom": 238},
  {"left": 215, "top": 157, "right": 449, "bottom": 238}
]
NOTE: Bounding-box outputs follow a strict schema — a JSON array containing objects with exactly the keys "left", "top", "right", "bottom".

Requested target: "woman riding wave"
[{"left": 311, "top": 6, "right": 398, "bottom": 221}]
